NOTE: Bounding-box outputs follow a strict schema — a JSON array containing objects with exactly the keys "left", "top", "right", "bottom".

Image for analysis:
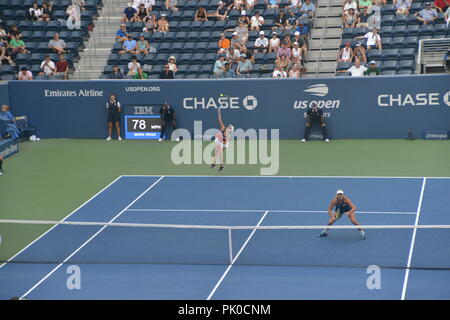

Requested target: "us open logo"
[
  {"left": 303, "top": 84, "right": 329, "bottom": 97},
  {"left": 443, "top": 91, "right": 450, "bottom": 107}
]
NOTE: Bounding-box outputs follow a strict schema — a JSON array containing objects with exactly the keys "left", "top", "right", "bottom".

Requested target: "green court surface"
[{"left": 0, "top": 138, "right": 449, "bottom": 263}]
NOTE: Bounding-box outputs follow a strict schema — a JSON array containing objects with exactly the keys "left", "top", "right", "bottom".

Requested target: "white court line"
[
  {"left": 120, "top": 175, "right": 450, "bottom": 179},
  {"left": 206, "top": 210, "right": 269, "bottom": 301},
  {"left": 126, "top": 208, "right": 417, "bottom": 215},
  {"left": 0, "top": 175, "right": 124, "bottom": 270},
  {"left": 401, "top": 177, "right": 427, "bottom": 301},
  {"left": 19, "top": 176, "right": 165, "bottom": 300}
]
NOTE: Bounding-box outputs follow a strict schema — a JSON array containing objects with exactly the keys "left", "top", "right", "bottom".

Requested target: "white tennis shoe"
[{"left": 106, "top": 136, "right": 112, "bottom": 141}]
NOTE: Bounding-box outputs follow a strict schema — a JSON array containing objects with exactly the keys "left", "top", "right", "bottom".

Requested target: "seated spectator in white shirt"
[
  {"left": 394, "top": 0, "right": 411, "bottom": 15},
  {"left": 268, "top": 32, "right": 280, "bottom": 53},
  {"left": 17, "top": 67, "right": 33, "bottom": 80},
  {"left": 250, "top": 11, "right": 265, "bottom": 30},
  {"left": 272, "top": 65, "right": 287, "bottom": 78},
  {"left": 354, "top": 27, "right": 382, "bottom": 50},
  {"left": 347, "top": 59, "right": 367, "bottom": 76},
  {"left": 127, "top": 56, "right": 141, "bottom": 76},
  {"left": 415, "top": 2, "right": 439, "bottom": 25},
  {"left": 254, "top": 31, "right": 269, "bottom": 53},
  {"left": 39, "top": 55, "right": 56, "bottom": 76}
]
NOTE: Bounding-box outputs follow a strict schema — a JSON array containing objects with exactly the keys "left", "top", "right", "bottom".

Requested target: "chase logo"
[
  {"left": 444, "top": 91, "right": 450, "bottom": 107},
  {"left": 303, "top": 84, "right": 329, "bottom": 97},
  {"left": 243, "top": 95, "right": 258, "bottom": 110}
]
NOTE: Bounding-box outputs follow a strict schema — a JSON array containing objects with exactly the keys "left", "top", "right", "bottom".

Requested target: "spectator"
[
  {"left": 0, "top": 38, "right": 15, "bottom": 66},
  {"left": 286, "top": 10, "right": 298, "bottom": 29},
  {"left": 415, "top": 2, "right": 439, "bottom": 24},
  {"left": 231, "top": 32, "right": 246, "bottom": 53},
  {"left": 143, "top": 14, "right": 158, "bottom": 32},
  {"left": 273, "top": 10, "right": 288, "bottom": 31},
  {"left": 105, "top": 94, "right": 122, "bottom": 141},
  {"left": 215, "top": 1, "right": 229, "bottom": 21},
  {"left": 287, "top": 0, "right": 302, "bottom": 8},
  {"left": 338, "top": 41, "right": 354, "bottom": 63},
  {"left": 221, "top": 62, "right": 236, "bottom": 78},
  {"left": 358, "top": 0, "right": 373, "bottom": 14},
  {"left": 250, "top": 11, "right": 265, "bottom": 30},
  {"left": 236, "top": 53, "right": 253, "bottom": 76},
  {"left": 292, "top": 31, "right": 308, "bottom": 61},
  {"left": 218, "top": 33, "right": 231, "bottom": 50},
  {"left": 116, "top": 24, "right": 128, "bottom": 42},
  {"left": 167, "top": 56, "right": 178, "bottom": 73},
  {"left": 17, "top": 67, "right": 33, "bottom": 80},
  {"left": 10, "top": 34, "right": 30, "bottom": 54},
  {"left": 365, "top": 60, "right": 381, "bottom": 75},
  {"left": 28, "top": 2, "right": 43, "bottom": 21},
  {"left": 275, "top": 53, "right": 289, "bottom": 71},
  {"left": 159, "top": 63, "right": 175, "bottom": 79},
  {"left": 134, "top": 66, "right": 148, "bottom": 79},
  {"left": 0, "top": 26, "right": 6, "bottom": 39},
  {"left": 356, "top": 7, "right": 371, "bottom": 27},
  {"left": 288, "top": 63, "right": 302, "bottom": 78},
  {"left": 342, "top": 0, "right": 358, "bottom": 20},
  {"left": 7, "top": 25, "right": 21, "bottom": 42},
  {"left": 445, "top": 6, "right": 450, "bottom": 26},
  {"left": 120, "top": 34, "right": 137, "bottom": 54},
  {"left": 272, "top": 65, "right": 287, "bottom": 78},
  {"left": 157, "top": 14, "right": 169, "bottom": 33},
  {"left": 347, "top": 58, "right": 367, "bottom": 76},
  {"left": 195, "top": 7, "right": 209, "bottom": 21},
  {"left": 277, "top": 41, "right": 292, "bottom": 58},
  {"left": 72, "top": 0, "right": 86, "bottom": 10},
  {"left": 266, "top": 0, "right": 280, "bottom": 9},
  {"left": 133, "top": 0, "right": 154, "bottom": 10},
  {"left": 110, "top": 65, "right": 125, "bottom": 79},
  {"left": 0, "top": 105, "right": 20, "bottom": 139},
  {"left": 238, "top": 10, "right": 250, "bottom": 26},
  {"left": 291, "top": 42, "right": 303, "bottom": 61},
  {"left": 223, "top": 0, "right": 234, "bottom": 11},
  {"left": 353, "top": 43, "right": 367, "bottom": 63},
  {"left": 233, "top": 0, "right": 245, "bottom": 10},
  {"left": 295, "top": 20, "right": 309, "bottom": 46},
  {"left": 269, "top": 32, "right": 280, "bottom": 53},
  {"left": 213, "top": 54, "right": 227, "bottom": 77},
  {"left": 226, "top": 21, "right": 249, "bottom": 44},
  {"left": 39, "top": 55, "right": 56, "bottom": 77},
  {"left": 246, "top": 0, "right": 256, "bottom": 10},
  {"left": 434, "top": 0, "right": 449, "bottom": 11},
  {"left": 41, "top": 1, "right": 53, "bottom": 21},
  {"left": 254, "top": 31, "right": 269, "bottom": 53},
  {"left": 354, "top": 27, "right": 382, "bottom": 50},
  {"left": 66, "top": 3, "right": 81, "bottom": 30},
  {"left": 136, "top": 3, "right": 150, "bottom": 21},
  {"left": 127, "top": 56, "right": 141, "bottom": 76},
  {"left": 344, "top": 8, "right": 357, "bottom": 27},
  {"left": 122, "top": 2, "right": 138, "bottom": 22},
  {"left": 48, "top": 33, "right": 67, "bottom": 54},
  {"left": 135, "top": 34, "right": 150, "bottom": 54},
  {"left": 55, "top": 54, "right": 69, "bottom": 80},
  {"left": 394, "top": 0, "right": 411, "bottom": 15},
  {"left": 165, "top": 0, "right": 178, "bottom": 11},
  {"left": 300, "top": 0, "right": 316, "bottom": 23}
]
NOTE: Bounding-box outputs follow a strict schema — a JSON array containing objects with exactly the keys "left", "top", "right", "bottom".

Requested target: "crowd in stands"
[
  {"left": 107, "top": 0, "right": 317, "bottom": 79},
  {"left": 0, "top": 0, "right": 97, "bottom": 80},
  {"left": 336, "top": 0, "right": 449, "bottom": 76}
]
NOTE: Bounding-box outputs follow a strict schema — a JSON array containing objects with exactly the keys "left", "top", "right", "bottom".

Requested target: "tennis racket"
[{"left": 333, "top": 208, "right": 343, "bottom": 221}]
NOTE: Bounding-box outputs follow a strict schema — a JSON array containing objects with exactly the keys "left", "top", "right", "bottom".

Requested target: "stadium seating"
[{"left": 0, "top": 0, "right": 103, "bottom": 79}]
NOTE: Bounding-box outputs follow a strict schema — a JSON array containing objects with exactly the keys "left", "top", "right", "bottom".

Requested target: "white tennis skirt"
[{"left": 215, "top": 138, "right": 229, "bottom": 148}]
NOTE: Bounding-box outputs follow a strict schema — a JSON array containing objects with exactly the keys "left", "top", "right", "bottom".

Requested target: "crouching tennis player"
[{"left": 319, "top": 189, "right": 366, "bottom": 240}]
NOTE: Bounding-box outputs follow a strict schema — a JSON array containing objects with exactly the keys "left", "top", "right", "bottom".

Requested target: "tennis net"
[{"left": 1, "top": 219, "right": 449, "bottom": 270}]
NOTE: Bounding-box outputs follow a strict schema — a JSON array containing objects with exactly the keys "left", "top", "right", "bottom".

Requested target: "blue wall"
[
  {"left": 5, "top": 75, "right": 450, "bottom": 139},
  {"left": 0, "top": 82, "right": 9, "bottom": 106}
]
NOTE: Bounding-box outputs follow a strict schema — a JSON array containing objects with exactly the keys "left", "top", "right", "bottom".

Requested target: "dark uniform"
[
  {"left": 302, "top": 105, "right": 329, "bottom": 141},
  {"left": 159, "top": 102, "right": 177, "bottom": 140},
  {"left": 106, "top": 100, "right": 121, "bottom": 123},
  {"left": 334, "top": 198, "right": 352, "bottom": 219}
]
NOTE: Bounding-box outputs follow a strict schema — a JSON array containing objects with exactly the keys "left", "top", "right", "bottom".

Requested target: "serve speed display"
[{"left": 124, "top": 115, "right": 162, "bottom": 139}]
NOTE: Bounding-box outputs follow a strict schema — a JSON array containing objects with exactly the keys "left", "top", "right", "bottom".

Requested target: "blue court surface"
[{"left": 0, "top": 176, "right": 449, "bottom": 300}]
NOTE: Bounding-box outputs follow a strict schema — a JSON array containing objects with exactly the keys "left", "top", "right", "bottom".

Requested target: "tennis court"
[{"left": 0, "top": 175, "right": 448, "bottom": 300}]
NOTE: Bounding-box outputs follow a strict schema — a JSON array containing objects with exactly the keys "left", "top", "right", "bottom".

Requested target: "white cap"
[
  {"left": 259, "top": 31, "right": 265, "bottom": 35},
  {"left": 241, "top": 10, "right": 246, "bottom": 15},
  {"left": 294, "top": 31, "right": 300, "bottom": 35},
  {"left": 232, "top": 31, "right": 238, "bottom": 35},
  {"left": 336, "top": 189, "right": 344, "bottom": 195}
]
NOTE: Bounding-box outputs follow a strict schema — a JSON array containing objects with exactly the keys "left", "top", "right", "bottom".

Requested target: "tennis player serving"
[
  {"left": 319, "top": 190, "right": 366, "bottom": 240},
  {"left": 210, "top": 108, "right": 234, "bottom": 172}
]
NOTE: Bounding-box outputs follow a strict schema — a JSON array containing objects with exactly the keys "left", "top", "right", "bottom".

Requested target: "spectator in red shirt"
[
  {"left": 434, "top": 0, "right": 449, "bottom": 11},
  {"left": 56, "top": 54, "right": 69, "bottom": 79}
]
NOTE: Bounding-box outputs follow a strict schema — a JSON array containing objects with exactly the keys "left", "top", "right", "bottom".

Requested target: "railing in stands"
[{"left": 417, "top": 38, "right": 450, "bottom": 74}]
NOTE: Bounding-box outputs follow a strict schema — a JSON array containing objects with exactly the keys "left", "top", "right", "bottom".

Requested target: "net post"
[{"left": 228, "top": 228, "right": 233, "bottom": 264}]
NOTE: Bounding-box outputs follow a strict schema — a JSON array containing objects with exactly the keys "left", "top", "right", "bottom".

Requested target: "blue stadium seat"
[
  {"left": 195, "top": 42, "right": 208, "bottom": 53},
  {"left": 392, "top": 25, "right": 406, "bottom": 37},
  {"left": 18, "top": 21, "right": 33, "bottom": 31},
  {"left": 215, "top": 20, "right": 227, "bottom": 31},
  {"left": 410, "top": 2, "right": 423, "bottom": 14},
  {"left": 419, "top": 24, "right": 434, "bottom": 36},
  {"left": 191, "top": 53, "right": 206, "bottom": 64},
  {"left": 190, "top": 21, "right": 204, "bottom": 31},
  {"left": 368, "top": 49, "right": 383, "bottom": 61},
  {"left": 433, "top": 24, "right": 448, "bottom": 37},
  {"left": 204, "top": 53, "right": 217, "bottom": 64},
  {"left": 143, "top": 53, "right": 157, "bottom": 65},
  {"left": 394, "top": 14, "right": 407, "bottom": 26},
  {"left": 0, "top": 65, "right": 15, "bottom": 75},
  {"left": 15, "top": 53, "right": 32, "bottom": 65},
  {"left": 381, "top": 70, "right": 397, "bottom": 75},
  {"left": 406, "top": 14, "right": 419, "bottom": 26},
  {"left": 397, "top": 69, "right": 413, "bottom": 75},
  {"left": 381, "top": 37, "right": 393, "bottom": 49},
  {"left": 187, "top": 31, "right": 200, "bottom": 41},
  {"left": 391, "top": 37, "right": 406, "bottom": 49},
  {"left": 174, "top": 74, "right": 186, "bottom": 79},
  {"left": 169, "top": 10, "right": 183, "bottom": 21},
  {"left": 169, "top": 20, "right": 180, "bottom": 32},
  {"left": 380, "top": 26, "right": 393, "bottom": 38},
  {"left": 155, "top": 53, "right": 169, "bottom": 64},
  {"left": 398, "top": 60, "right": 415, "bottom": 71},
  {"left": 405, "top": 36, "right": 419, "bottom": 49},
  {"left": 198, "top": 31, "right": 212, "bottom": 41},
  {"left": 187, "top": 64, "right": 202, "bottom": 74},
  {"left": 381, "top": 4, "right": 395, "bottom": 16},
  {"left": 383, "top": 49, "right": 399, "bottom": 61},
  {"left": 200, "top": 64, "right": 213, "bottom": 73},
  {"left": 381, "top": 60, "right": 398, "bottom": 71},
  {"left": 406, "top": 25, "right": 420, "bottom": 37},
  {"left": 381, "top": 15, "right": 395, "bottom": 26},
  {"left": 183, "top": 42, "right": 197, "bottom": 52},
  {"left": 31, "top": 53, "right": 45, "bottom": 64},
  {"left": 0, "top": 75, "right": 16, "bottom": 81},
  {"left": 342, "top": 28, "right": 355, "bottom": 39},
  {"left": 398, "top": 48, "right": 416, "bottom": 60},
  {"left": 203, "top": 21, "right": 216, "bottom": 31},
  {"left": 176, "top": 65, "right": 189, "bottom": 74},
  {"left": 158, "top": 42, "right": 172, "bottom": 53},
  {"left": 336, "top": 62, "right": 351, "bottom": 71}
]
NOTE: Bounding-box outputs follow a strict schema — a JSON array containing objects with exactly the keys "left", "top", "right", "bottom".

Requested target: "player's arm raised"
[{"left": 217, "top": 108, "right": 226, "bottom": 131}]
